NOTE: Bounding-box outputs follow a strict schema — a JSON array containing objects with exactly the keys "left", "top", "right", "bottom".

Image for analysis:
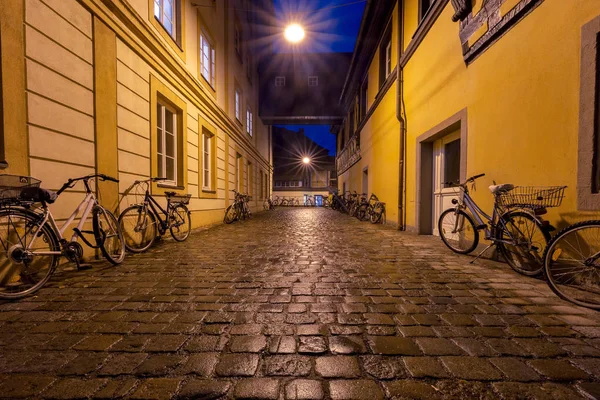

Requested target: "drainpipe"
[{"left": 396, "top": 0, "right": 407, "bottom": 231}]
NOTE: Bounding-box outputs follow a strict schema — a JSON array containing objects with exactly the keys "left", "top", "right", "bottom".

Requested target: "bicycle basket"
[
  {"left": 496, "top": 186, "right": 567, "bottom": 209},
  {"left": 166, "top": 193, "right": 191, "bottom": 205},
  {"left": 0, "top": 175, "right": 42, "bottom": 202}
]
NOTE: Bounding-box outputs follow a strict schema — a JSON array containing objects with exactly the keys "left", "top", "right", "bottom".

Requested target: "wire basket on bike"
[
  {"left": 496, "top": 186, "right": 567, "bottom": 209},
  {"left": 166, "top": 192, "right": 192, "bottom": 205},
  {"left": 0, "top": 175, "right": 42, "bottom": 202}
]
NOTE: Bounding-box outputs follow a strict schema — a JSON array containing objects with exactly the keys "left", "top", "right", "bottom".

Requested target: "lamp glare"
[{"left": 285, "top": 24, "right": 305, "bottom": 43}]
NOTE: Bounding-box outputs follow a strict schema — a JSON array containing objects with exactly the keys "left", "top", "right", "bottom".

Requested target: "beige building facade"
[{"left": 0, "top": 0, "right": 274, "bottom": 229}]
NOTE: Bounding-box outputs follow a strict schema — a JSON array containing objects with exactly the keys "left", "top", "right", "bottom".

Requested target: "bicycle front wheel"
[
  {"left": 438, "top": 209, "right": 479, "bottom": 254},
  {"left": 370, "top": 204, "right": 385, "bottom": 224},
  {"left": 544, "top": 220, "right": 600, "bottom": 309},
  {"left": 118, "top": 205, "right": 157, "bottom": 253},
  {"left": 93, "top": 207, "right": 125, "bottom": 265},
  {"left": 0, "top": 209, "right": 60, "bottom": 299},
  {"left": 224, "top": 205, "right": 237, "bottom": 224},
  {"left": 497, "top": 211, "right": 549, "bottom": 276},
  {"left": 169, "top": 204, "right": 191, "bottom": 241}
]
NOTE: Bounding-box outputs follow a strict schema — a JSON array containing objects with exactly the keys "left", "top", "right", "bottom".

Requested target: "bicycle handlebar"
[
  {"left": 444, "top": 173, "right": 486, "bottom": 188},
  {"left": 57, "top": 174, "right": 119, "bottom": 195}
]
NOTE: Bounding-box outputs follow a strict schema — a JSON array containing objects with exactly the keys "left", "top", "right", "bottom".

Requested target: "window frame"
[
  {"left": 308, "top": 76, "right": 319, "bottom": 87},
  {"left": 234, "top": 21, "right": 242, "bottom": 61},
  {"left": 235, "top": 88, "right": 242, "bottom": 122},
  {"left": 199, "top": 32, "right": 216, "bottom": 89},
  {"left": 379, "top": 23, "right": 393, "bottom": 88},
  {"left": 275, "top": 76, "right": 286, "bottom": 87},
  {"left": 202, "top": 130, "right": 213, "bottom": 191},
  {"left": 156, "top": 101, "right": 179, "bottom": 187},
  {"left": 149, "top": 0, "right": 185, "bottom": 59},
  {"left": 246, "top": 107, "right": 253, "bottom": 137}
]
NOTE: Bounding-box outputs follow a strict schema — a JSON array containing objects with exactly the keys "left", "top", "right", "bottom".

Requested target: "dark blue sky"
[{"left": 273, "top": 0, "right": 365, "bottom": 155}]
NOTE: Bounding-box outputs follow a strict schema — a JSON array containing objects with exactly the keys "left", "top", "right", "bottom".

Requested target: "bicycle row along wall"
[{"left": 0, "top": 0, "right": 275, "bottom": 239}]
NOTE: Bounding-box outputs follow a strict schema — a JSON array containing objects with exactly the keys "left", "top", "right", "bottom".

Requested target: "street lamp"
[
  {"left": 302, "top": 157, "right": 310, "bottom": 164},
  {"left": 284, "top": 24, "right": 305, "bottom": 43}
]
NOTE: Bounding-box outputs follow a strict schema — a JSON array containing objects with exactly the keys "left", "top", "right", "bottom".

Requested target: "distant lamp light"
[
  {"left": 303, "top": 157, "right": 311, "bottom": 164},
  {"left": 285, "top": 24, "right": 305, "bottom": 43}
]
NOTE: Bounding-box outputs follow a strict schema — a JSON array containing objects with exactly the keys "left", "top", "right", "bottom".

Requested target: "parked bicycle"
[
  {"left": 543, "top": 218, "right": 600, "bottom": 310},
  {"left": 0, "top": 174, "right": 125, "bottom": 299},
  {"left": 357, "top": 193, "right": 386, "bottom": 224},
  {"left": 438, "top": 173, "right": 563, "bottom": 276},
  {"left": 304, "top": 195, "right": 315, "bottom": 207},
  {"left": 263, "top": 195, "right": 274, "bottom": 211},
  {"left": 224, "top": 190, "right": 251, "bottom": 223},
  {"left": 118, "top": 178, "right": 191, "bottom": 253}
]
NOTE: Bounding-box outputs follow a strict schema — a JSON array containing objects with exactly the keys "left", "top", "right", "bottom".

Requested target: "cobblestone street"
[{"left": 1, "top": 207, "right": 599, "bottom": 399}]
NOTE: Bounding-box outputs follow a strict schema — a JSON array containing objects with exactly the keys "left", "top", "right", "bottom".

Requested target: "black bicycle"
[{"left": 118, "top": 178, "right": 191, "bottom": 253}]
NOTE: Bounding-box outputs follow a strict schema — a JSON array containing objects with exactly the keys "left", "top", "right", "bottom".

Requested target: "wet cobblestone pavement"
[{"left": 1, "top": 207, "right": 600, "bottom": 399}]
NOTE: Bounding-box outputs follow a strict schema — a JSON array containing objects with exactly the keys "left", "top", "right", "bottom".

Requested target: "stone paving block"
[
  {"left": 367, "top": 336, "right": 421, "bottom": 355},
  {"left": 384, "top": 380, "right": 442, "bottom": 400},
  {"left": 229, "top": 335, "right": 267, "bottom": 352},
  {"left": 451, "top": 338, "right": 497, "bottom": 356},
  {"left": 298, "top": 336, "right": 327, "bottom": 354},
  {"left": 97, "top": 353, "right": 147, "bottom": 376},
  {"left": 42, "top": 378, "right": 107, "bottom": 399},
  {"left": 0, "top": 375, "right": 55, "bottom": 398},
  {"left": 269, "top": 336, "right": 297, "bottom": 354},
  {"left": 329, "top": 380, "right": 384, "bottom": 400},
  {"left": 58, "top": 353, "right": 109, "bottom": 375},
  {"left": 285, "top": 379, "right": 324, "bottom": 400},
  {"left": 404, "top": 357, "right": 451, "bottom": 378},
  {"left": 93, "top": 378, "right": 138, "bottom": 399},
  {"left": 360, "top": 355, "right": 406, "bottom": 379},
  {"left": 73, "top": 335, "right": 122, "bottom": 351},
  {"left": 134, "top": 354, "right": 184, "bottom": 376},
  {"left": 485, "top": 339, "right": 528, "bottom": 356},
  {"left": 215, "top": 354, "right": 259, "bottom": 377},
  {"left": 528, "top": 359, "right": 589, "bottom": 380},
  {"left": 415, "top": 338, "right": 464, "bottom": 355},
  {"left": 489, "top": 358, "right": 541, "bottom": 381},
  {"left": 265, "top": 355, "right": 312, "bottom": 376},
  {"left": 178, "top": 379, "right": 231, "bottom": 399},
  {"left": 315, "top": 356, "right": 361, "bottom": 378},
  {"left": 329, "top": 335, "right": 367, "bottom": 354},
  {"left": 441, "top": 357, "right": 503, "bottom": 380},
  {"left": 492, "top": 382, "right": 584, "bottom": 400},
  {"left": 129, "top": 378, "right": 182, "bottom": 400},
  {"left": 144, "top": 335, "right": 188, "bottom": 352},
  {"left": 234, "top": 378, "right": 280, "bottom": 399}
]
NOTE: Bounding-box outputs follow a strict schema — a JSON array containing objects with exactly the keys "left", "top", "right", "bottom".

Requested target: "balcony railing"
[{"left": 336, "top": 134, "right": 360, "bottom": 175}]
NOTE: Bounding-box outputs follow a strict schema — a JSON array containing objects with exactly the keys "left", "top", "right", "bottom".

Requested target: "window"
[
  {"left": 202, "top": 130, "right": 213, "bottom": 190},
  {"left": 308, "top": 76, "right": 319, "bottom": 87},
  {"left": 246, "top": 107, "right": 253, "bottom": 137},
  {"left": 235, "top": 89, "right": 241, "bottom": 121},
  {"left": 360, "top": 78, "right": 368, "bottom": 120},
  {"left": 348, "top": 108, "right": 355, "bottom": 137},
  {"left": 156, "top": 101, "right": 178, "bottom": 185},
  {"left": 275, "top": 76, "right": 286, "bottom": 87},
  {"left": 246, "top": 55, "right": 252, "bottom": 81},
  {"left": 234, "top": 23, "right": 242, "bottom": 58},
  {"left": 419, "top": 0, "right": 432, "bottom": 22},
  {"left": 379, "top": 24, "right": 392, "bottom": 87},
  {"left": 200, "top": 34, "right": 215, "bottom": 87},
  {"left": 153, "top": 0, "right": 183, "bottom": 45}
]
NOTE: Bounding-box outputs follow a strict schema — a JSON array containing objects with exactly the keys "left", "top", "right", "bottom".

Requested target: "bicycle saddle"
[
  {"left": 488, "top": 184, "right": 514, "bottom": 195},
  {"left": 20, "top": 187, "right": 58, "bottom": 204}
]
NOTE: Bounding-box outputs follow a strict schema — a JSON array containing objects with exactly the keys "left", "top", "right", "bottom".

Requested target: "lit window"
[
  {"left": 156, "top": 101, "right": 178, "bottom": 185},
  {"left": 200, "top": 34, "right": 216, "bottom": 87},
  {"left": 154, "top": 0, "right": 177, "bottom": 39},
  {"left": 202, "top": 131, "right": 212, "bottom": 190},
  {"left": 308, "top": 76, "right": 319, "bottom": 86},
  {"left": 235, "top": 89, "right": 241, "bottom": 121},
  {"left": 246, "top": 108, "right": 253, "bottom": 136},
  {"left": 275, "top": 76, "right": 286, "bottom": 87}
]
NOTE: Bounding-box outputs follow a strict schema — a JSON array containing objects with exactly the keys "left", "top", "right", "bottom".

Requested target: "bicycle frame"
[{"left": 25, "top": 191, "right": 99, "bottom": 255}]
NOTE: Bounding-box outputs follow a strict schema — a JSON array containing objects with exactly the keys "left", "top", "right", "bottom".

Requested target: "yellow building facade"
[
  {"left": 0, "top": 0, "right": 273, "bottom": 230},
  {"left": 338, "top": 0, "right": 600, "bottom": 236}
]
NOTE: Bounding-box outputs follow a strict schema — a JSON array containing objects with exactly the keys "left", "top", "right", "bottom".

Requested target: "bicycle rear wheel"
[
  {"left": 438, "top": 209, "right": 479, "bottom": 254},
  {"left": 544, "top": 220, "right": 600, "bottom": 309},
  {"left": 0, "top": 209, "right": 60, "bottom": 299},
  {"left": 224, "top": 205, "right": 237, "bottom": 224},
  {"left": 169, "top": 204, "right": 191, "bottom": 241},
  {"left": 93, "top": 206, "right": 125, "bottom": 265},
  {"left": 118, "top": 205, "right": 157, "bottom": 253},
  {"left": 356, "top": 204, "right": 369, "bottom": 221},
  {"left": 497, "top": 211, "right": 549, "bottom": 276},
  {"left": 370, "top": 204, "right": 385, "bottom": 224}
]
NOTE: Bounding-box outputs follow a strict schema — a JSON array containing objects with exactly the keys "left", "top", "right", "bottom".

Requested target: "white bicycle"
[{"left": 0, "top": 174, "right": 125, "bottom": 299}]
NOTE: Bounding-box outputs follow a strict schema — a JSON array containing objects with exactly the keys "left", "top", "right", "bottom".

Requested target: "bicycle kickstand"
[{"left": 470, "top": 243, "right": 495, "bottom": 264}]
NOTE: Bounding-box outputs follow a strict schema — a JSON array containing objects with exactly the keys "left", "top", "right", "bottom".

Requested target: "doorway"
[{"left": 432, "top": 131, "right": 461, "bottom": 236}]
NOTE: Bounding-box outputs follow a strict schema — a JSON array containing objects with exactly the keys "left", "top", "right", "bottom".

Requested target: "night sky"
[{"left": 272, "top": 0, "right": 366, "bottom": 155}]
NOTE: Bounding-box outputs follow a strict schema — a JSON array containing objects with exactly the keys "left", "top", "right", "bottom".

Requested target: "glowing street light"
[
  {"left": 284, "top": 24, "right": 305, "bottom": 43},
  {"left": 302, "top": 157, "right": 311, "bottom": 164}
]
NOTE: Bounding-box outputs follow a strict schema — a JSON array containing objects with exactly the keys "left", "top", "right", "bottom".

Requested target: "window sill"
[
  {"left": 158, "top": 183, "right": 185, "bottom": 190},
  {"left": 200, "top": 75, "right": 216, "bottom": 94},
  {"left": 202, "top": 189, "right": 216, "bottom": 194}
]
